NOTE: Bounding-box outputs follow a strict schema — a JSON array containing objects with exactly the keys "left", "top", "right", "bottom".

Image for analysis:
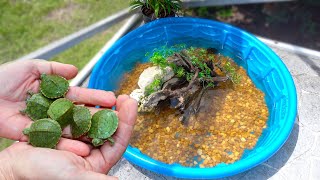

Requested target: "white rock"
[
  {"left": 129, "top": 89, "right": 144, "bottom": 102},
  {"left": 138, "top": 66, "right": 161, "bottom": 90},
  {"left": 137, "top": 66, "right": 174, "bottom": 90}
]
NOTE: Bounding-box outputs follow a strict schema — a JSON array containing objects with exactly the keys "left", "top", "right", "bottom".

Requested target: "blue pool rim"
[{"left": 89, "top": 17, "right": 297, "bottom": 179}]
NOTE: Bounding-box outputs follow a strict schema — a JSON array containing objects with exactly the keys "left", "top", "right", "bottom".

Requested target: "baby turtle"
[
  {"left": 88, "top": 109, "right": 119, "bottom": 147},
  {"left": 23, "top": 118, "right": 62, "bottom": 148},
  {"left": 21, "top": 93, "right": 52, "bottom": 121},
  {"left": 47, "top": 98, "right": 74, "bottom": 128},
  {"left": 40, "top": 73, "right": 69, "bottom": 99},
  {"left": 71, "top": 106, "right": 92, "bottom": 138}
]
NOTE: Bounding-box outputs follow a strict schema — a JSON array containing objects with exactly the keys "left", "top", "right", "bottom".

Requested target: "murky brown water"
[{"left": 117, "top": 56, "right": 268, "bottom": 167}]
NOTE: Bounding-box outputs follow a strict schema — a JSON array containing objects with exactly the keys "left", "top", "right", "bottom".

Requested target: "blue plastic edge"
[{"left": 88, "top": 17, "right": 297, "bottom": 179}]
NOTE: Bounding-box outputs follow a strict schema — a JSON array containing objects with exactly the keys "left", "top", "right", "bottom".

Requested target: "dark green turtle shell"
[
  {"left": 23, "top": 118, "right": 62, "bottom": 148},
  {"left": 40, "top": 74, "right": 69, "bottom": 99},
  {"left": 47, "top": 98, "right": 74, "bottom": 128},
  {"left": 71, "top": 106, "right": 92, "bottom": 138},
  {"left": 23, "top": 93, "right": 53, "bottom": 121},
  {"left": 88, "top": 109, "right": 119, "bottom": 146}
]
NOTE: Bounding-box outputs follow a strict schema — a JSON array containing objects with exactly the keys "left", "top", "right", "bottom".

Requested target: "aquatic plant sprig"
[
  {"left": 224, "top": 61, "right": 242, "bottom": 84},
  {"left": 145, "top": 76, "right": 163, "bottom": 96},
  {"left": 150, "top": 52, "right": 170, "bottom": 68},
  {"left": 214, "top": 55, "right": 242, "bottom": 84}
]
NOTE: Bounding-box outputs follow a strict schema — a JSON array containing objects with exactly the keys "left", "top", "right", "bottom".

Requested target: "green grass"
[
  {"left": 0, "top": 138, "right": 14, "bottom": 151},
  {"left": 0, "top": 0, "right": 129, "bottom": 150},
  {"left": 0, "top": 0, "right": 129, "bottom": 65}
]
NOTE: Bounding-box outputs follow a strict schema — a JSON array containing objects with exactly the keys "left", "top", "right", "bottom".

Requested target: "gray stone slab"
[
  {"left": 264, "top": 123, "right": 315, "bottom": 169},
  {"left": 298, "top": 92, "right": 320, "bottom": 132},
  {"left": 270, "top": 46, "right": 320, "bottom": 77},
  {"left": 108, "top": 158, "right": 173, "bottom": 180},
  {"left": 231, "top": 164, "right": 286, "bottom": 180},
  {"left": 311, "top": 136, "right": 320, "bottom": 158},
  {"left": 310, "top": 158, "right": 320, "bottom": 180},
  {"left": 280, "top": 153, "right": 311, "bottom": 180},
  {"left": 292, "top": 76, "right": 303, "bottom": 117},
  {"left": 295, "top": 74, "right": 320, "bottom": 95}
]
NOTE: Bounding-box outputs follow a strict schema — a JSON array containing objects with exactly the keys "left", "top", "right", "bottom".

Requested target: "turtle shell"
[
  {"left": 47, "top": 98, "right": 74, "bottom": 128},
  {"left": 23, "top": 93, "right": 52, "bottom": 121},
  {"left": 23, "top": 118, "right": 62, "bottom": 148},
  {"left": 40, "top": 73, "right": 69, "bottom": 99},
  {"left": 71, "top": 106, "right": 91, "bottom": 138},
  {"left": 88, "top": 109, "right": 119, "bottom": 140}
]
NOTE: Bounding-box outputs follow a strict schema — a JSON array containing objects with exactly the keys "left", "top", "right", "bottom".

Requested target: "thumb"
[{"left": 73, "top": 171, "right": 118, "bottom": 180}]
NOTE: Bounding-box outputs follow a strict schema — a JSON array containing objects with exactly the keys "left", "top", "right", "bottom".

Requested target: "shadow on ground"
[{"left": 296, "top": 54, "right": 320, "bottom": 77}]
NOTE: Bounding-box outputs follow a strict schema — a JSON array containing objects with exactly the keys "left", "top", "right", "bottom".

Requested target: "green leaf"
[
  {"left": 129, "top": 1, "right": 144, "bottom": 11},
  {"left": 154, "top": 2, "right": 160, "bottom": 18},
  {"left": 145, "top": 76, "right": 163, "bottom": 96},
  {"left": 167, "top": 3, "right": 171, "bottom": 14}
]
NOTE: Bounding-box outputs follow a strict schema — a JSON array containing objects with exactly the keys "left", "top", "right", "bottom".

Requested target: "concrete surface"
[{"left": 83, "top": 45, "right": 320, "bottom": 180}]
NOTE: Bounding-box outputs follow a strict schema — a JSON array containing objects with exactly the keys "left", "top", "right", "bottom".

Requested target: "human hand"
[
  {"left": 0, "top": 60, "right": 136, "bottom": 156},
  {"left": 0, "top": 95, "right": 137, "bottom": 180}
]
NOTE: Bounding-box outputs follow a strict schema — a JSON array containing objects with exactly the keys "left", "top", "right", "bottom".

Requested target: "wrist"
[{"left": 0, "top": 148, "right": 16, "bottom": 180}]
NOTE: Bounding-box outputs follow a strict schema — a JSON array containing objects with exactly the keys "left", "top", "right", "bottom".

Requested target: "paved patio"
[{"left": 87, "top": 43, "right": 320, "bottom": 180}]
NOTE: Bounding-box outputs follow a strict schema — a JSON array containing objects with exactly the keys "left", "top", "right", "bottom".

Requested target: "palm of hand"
[{"left": 0, "top": 60, "right": 49, "bottom": 101}]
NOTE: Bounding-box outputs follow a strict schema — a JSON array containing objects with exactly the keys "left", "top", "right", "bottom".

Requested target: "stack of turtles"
[{"left": 22, "top": 74, "right": 118, "bottom": 148}]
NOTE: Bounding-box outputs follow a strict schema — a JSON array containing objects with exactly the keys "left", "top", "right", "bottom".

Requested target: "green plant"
[
  {"left": 183, "top": 47, "right": 241, "bottom": 87},
  {"left": 215, "top": 6, "right": 233, "bottom": 19},
  {"left": 187, "top": 50, "right": 214, "bottom": 87},
  {"left": 150, "top": 52, "right": 169, "bottom": 68},
  {"left": 130, "top": 0, "right": 182, "bottom": 18},
  {"left": 175, "top": 66, "right": 185, "bottom": 77},
  {"left": 145, "top": 76, "right": 163, "bottom": 96},
  {"left": 196, "top": 7, "right": 209, "bottom": 17},
  {"left": 224, "top": 61, "right": 242, "bottom": 84}
]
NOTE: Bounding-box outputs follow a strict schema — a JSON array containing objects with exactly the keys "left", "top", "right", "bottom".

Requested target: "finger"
[
  {"left": 99, "top": 98, "right": 137, "bottom": 172},
  {"left": 56, "top": 138, "right": 91, "bottom": 157},
  {"left": 32, "top": 60, "right": 78, "bottom": 80},
  {"left": 86, "top": 107, "right": 119, "bottom": 116},
  {"left": 66, "top": 87, "right": 116, "bottom": 107},
  {"left": 73, "top": 171, "right": 118, "bottom": 180},
  {"left": 22, "top": 123, "right": 92, "bottom": 157},
  {"left": 62, "top": 124, "right": 91, "bottom": 143},
  {"left": 115, "top": 95, "right": 130, "bottom": 111},
  {"left": 84, "top": 98, "right": 137, "bottom": 172}
]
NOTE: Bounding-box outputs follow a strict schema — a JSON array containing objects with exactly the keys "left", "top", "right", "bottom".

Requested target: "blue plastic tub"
[{"left": 88, "top": 17, "right": 297, "bottom": 179}]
